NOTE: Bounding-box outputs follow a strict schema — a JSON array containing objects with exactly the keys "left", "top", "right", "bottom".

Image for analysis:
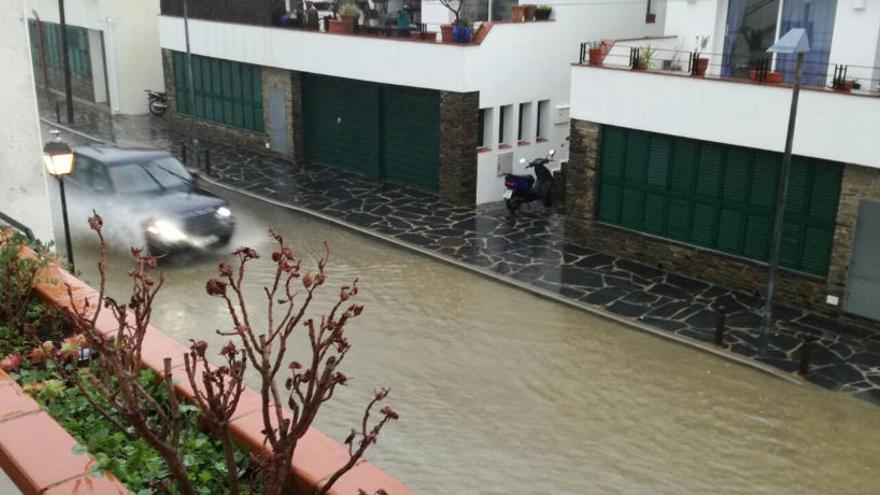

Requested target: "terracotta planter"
[
  {"left": 523, "top": 4, "right": 536, "bottom": 21},
  {"left": 765, "top": 71, "right": 783, "bottom": 84},
  {"left": 835, "top": 80, "right": 854, "bottom": 92},
  {"left": 328, "top": 19, "right": 348, "bottom": 33},
  {"left": 511, "top": 5, "right": 526, "bottom": 22},
  {"left": 420, "top": 31, "right": 437, "bottom": 41},
  {"left": 410, "top": 31, "right": 422, "bottom": 39},
  {"left": 535, "top": 8, "right": 551, "bottom": 20},
  {"left": 693, "top": 57, "right": 709, "bottom": 77},
  {"left": 749, "top": 69, "right": 761, "bottom": 81},
  {"left": 440, "top": 24, "right": 454, "bottom": 42},
  {"left": 588, "top": 48, "right": 603, "bottom": 66},
  {"left": 341, "top": 13, "right": 359, "bottom": 31}
]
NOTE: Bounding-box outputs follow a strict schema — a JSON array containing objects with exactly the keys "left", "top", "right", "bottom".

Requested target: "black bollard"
[
  {"left": 204, "top": 149, "right": 211, "bottom": 177},
  {"left": 798, "top": 336, "right": 814, "bottom": 377},
  {"left": 714, "top": 305, "right": 727, "bottom": 347},
  {"left": 181, "top": 143, "right": 188, "bottom": 166}
]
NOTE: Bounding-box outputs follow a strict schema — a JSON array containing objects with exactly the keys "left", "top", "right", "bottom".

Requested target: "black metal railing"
[
  {"left": 0, "top": 211, "right": 36, "bottom": 241},
  {"left": 576, "top": 43, "right": 880, "bottom": 93}
]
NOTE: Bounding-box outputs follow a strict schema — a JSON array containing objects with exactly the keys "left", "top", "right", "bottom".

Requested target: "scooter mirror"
[
  {"left": 519, "top": 158, "right": 527, "bottom": 164},
  {"left": 548, "top": 149, "right": 556, "bottom": 157}
]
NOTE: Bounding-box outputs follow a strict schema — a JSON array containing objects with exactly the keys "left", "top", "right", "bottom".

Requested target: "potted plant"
[
  {"left": 634, "top": 45, "right": 654, "bottom": 70},
  {"left": 693, "top": 56, "right": 709, "bottom": 77},
  {"left": 535, "top": 4, "right": 552, "bottom": 20},
  {"left": 587, "top": 40, "right": 605, "bottom": 66},
  {"left": 765, "top": 71, "right": 783, "bottom": 84},
  {"left": 512, "top": 5, "right": 526, "bottom": 22},
  {"left": 338, "top": 2, "right": 361, "bottom": 32},
  {"left": 524, "top": 4, "right": 537, "bottom": 21},
  {"left": 438, "top": 0, "right": 464, "bottom": 42}
]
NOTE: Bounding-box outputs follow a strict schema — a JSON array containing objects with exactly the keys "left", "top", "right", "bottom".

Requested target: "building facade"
[
  {"left": 26, "top": 0, "right": 165, "bottom": 115},
  {"left": 157, "top": 0, "right": 665, "bottom": 205},
  {"left": 566, "top": 0, "right": 880, "bottom": 322}
]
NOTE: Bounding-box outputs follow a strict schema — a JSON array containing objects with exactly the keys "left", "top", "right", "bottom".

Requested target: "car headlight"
[
  {"left": 146, "top": 219, "right": 188, "bottom": 242},
  {"left": 216, "top": 206, "right": 232, "bottom": 218}
]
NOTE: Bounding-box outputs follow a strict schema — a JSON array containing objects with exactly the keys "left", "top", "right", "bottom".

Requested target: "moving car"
[{"left": 65, "top": 145, "right": 235, "bottom": 254}]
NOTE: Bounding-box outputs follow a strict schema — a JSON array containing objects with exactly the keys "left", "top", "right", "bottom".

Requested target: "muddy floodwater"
[{"left": 71, "top": 188, "right": 879, "bottom": 494}]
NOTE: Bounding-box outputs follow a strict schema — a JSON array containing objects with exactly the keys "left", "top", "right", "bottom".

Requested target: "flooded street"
[{"left": 71, "top": 188, "right": 880, "bottom": 494}]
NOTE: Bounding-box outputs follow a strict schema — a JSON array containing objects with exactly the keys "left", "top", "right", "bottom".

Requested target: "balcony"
[{"left": 570, "top": 39, "right": 880, "bottom": 169}]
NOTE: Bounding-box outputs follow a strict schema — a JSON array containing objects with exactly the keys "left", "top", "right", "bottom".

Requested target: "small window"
[
  {"left": 536, "top": 100, "right": 550, "bottom": 140},
  {"left": 645, "top": 0, "right": 656, "bottom": 23},
  {"left": 478, "top": 108, "right": 493, "bottom": 149},
  {"left": 499, "top": 104, "right": 514, "bottom": 145},
  {"left": 518, "top": 102, "right": 533, "bottom": 143}
]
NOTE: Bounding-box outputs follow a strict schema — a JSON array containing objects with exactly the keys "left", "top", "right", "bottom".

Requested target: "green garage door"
[
  {"left": 381, "top": 86, "right": 440, "bottom": 191},
  {"left": 301, "top": 74, "right": 439, "bottom": 192},
  {"left": 597, "top": 126, "right": 842, "bottom": 277},
  {"left": 302, "top": 74, "right": 381, "bottom": 177}
]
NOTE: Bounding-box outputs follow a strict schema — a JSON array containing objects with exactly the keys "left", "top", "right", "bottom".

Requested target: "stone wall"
[
  {"left": 564, "top": 118, "right": 878, "bottom": 318},
  {"left": 827, "top": 165, "right": 880, "bottom": 301},
  {"left": 439, "top": 91, "right": 478, "bottom": 206},
  {"left": 161, "top": 49, "right": 271, "bottom": 157}
]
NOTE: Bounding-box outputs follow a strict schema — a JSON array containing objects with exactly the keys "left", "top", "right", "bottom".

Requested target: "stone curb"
[
  {"left": 200, "top": 177, "right": 806, "bottom": 387},
  {"left": 10, "top": 241, "right": 414, "bottom": 494}
]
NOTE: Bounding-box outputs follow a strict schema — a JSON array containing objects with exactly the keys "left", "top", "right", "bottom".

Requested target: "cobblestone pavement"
[{"left": 44, "top": 106, "right": 880, "bottom": 405}]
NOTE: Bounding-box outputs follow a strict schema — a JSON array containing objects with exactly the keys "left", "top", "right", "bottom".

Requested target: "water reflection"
[{"left": 73, "top": 189, "right": 880, "bottom": 494}]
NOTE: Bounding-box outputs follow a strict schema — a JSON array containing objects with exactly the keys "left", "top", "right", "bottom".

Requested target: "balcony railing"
[{"left": 577, "top": 39, "right": 880, "bottom": 96}]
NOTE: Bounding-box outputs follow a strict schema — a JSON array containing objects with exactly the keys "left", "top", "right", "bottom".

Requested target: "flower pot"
[
  {"left": 523, "top": 4, "right": 537, "bottom": 21},
  {"left": 328, "top": 19, "right": 349, "bottom": 34},
  {"left": 410, "top": 30, "right": 422, "bottom": 39},
  {"left": 693, "top": 57, "right": 709, "bottom": 77},
  {"left": 535, "top": 8, "right": 551, "bottom": 20},
  {"left": 341, "top": 13, "right": 359, "bottom": 31},
  {"left": 749, "top": 69, "right": 761, "bottom": 81},
  {"left": 452, "top": 23, "right": 471, "bottom": 43},
  {"left": 834, "top": 80, "right": 854, "bottom": 92},
  {"left": 511, "top": 5, "right": 526, "bottom": 22},
  {"left": 765, "top": 71, "right": 783, "bottom": 84},
  {"left": 420, "top": 31, "right": 437, "bottom": 41},
  {"left": 440, "top": 24, "right": 454, "bottom": 43},
  {"left": 588, "top": 48, "right": 603, "bottom": 66}
]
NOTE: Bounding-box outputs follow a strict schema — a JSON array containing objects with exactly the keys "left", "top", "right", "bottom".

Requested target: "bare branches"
[
  {"left": 205, "top": 230, "right": 396, "bottom": 495},
  {"left": 63, "top": 212, "right": 196, "bottom": 495}
]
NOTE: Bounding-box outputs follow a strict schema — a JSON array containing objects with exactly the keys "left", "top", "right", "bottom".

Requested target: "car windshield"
[{"left": 109, "top": 156, "right": 192, "bottom": 194}]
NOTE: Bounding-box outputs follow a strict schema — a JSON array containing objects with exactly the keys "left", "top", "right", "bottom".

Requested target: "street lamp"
[
  {"left": 759, "top": 28, "right": 810, "bottom": 354},
  {"left": 43, "top": 135, "right": 76, "bottom": 272}
]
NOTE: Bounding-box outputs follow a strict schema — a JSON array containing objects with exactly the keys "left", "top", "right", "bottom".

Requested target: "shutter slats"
[{"left": 596, "top": 125, "right": 842, "bottom": 276}]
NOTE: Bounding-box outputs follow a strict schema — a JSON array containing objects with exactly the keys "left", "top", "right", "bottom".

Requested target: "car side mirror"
[{"left": 548, "top": 149, "right": 556, "bottom": 157}]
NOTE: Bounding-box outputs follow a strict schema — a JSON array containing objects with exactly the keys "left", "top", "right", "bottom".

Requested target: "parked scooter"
[
  {"left": 502, "top": 149, "right": 555, "bottom": 212},
  {"left": 146, "top": 90, "right": 168, "bottom": 116}
]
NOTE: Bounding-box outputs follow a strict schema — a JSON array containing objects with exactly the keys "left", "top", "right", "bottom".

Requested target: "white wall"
[
  {"left": 472, "top": 0, "right": 665, "bottom": 203},
  {"left": 570, "top": 66, "right": 880, "bottom": 169},
  {"left": 827, "top": 0, "right": 880, "bottom": 90},
  {"left": 26, "top": 0, "right": 164, "bottom": 114},
  {"left": 160, "top": 0, "right": 664, "bottom": 204},
  {"left": 0, "top": 0, "right": 55, "bottom": 242}
]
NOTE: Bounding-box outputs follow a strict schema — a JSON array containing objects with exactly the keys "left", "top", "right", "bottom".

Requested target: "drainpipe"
[
  {"left": 104, "top": 17, "right": 120, "bottom": 113},
  {"left": 31, "top": 10, "right": 50, "bottom": 91},
  {"left": 57, "top": 0, "right": 75, "bottom": 124}
]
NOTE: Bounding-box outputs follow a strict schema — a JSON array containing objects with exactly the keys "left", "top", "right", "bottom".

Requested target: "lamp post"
[
  {"left": 759, "top": 28, "right": 810, "bottom": 354},
  {"left": 57, "top": 0, "right": 74, "bottom": 124},
  {"left": 43, "top": 136, "right": 76, "bottom": 272}
]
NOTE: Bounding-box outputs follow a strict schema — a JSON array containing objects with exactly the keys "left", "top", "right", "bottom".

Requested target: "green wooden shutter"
[{"left": 596, "top": 125, "right": 843, "bottom": 276}]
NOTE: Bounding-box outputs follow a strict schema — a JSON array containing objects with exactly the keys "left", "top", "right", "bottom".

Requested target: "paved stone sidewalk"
[{"left": 44, "top": 106, "right": 880, "bottom": 405}]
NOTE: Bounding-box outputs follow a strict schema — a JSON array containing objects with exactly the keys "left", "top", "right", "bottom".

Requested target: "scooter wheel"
[
  {"left": 149, "top": 100, "right": 168, "bottom": 117},
  {"left": 506, "top": 198, "right": 522, "bottom": 212}
]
